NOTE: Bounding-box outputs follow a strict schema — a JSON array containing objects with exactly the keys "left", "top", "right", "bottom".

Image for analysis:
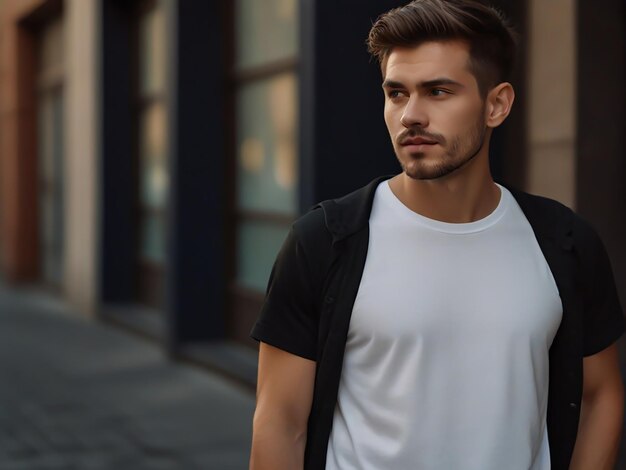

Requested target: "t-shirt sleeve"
[
  {"left": 580, "top": 224, "right": 625, "bottom": 356},
  {"left": 250, "top": 211, "right": 327, "bottom": 361}
]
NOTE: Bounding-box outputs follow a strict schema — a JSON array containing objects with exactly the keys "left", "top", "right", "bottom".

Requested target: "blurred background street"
[
  {"left": 1, "top": 0, "right": 626, "bottom": 468},
  {"left": 0, "top": 282, "right": 254, "bottom": 469}
]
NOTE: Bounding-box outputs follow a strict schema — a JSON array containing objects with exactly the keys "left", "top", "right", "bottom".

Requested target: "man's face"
[{"left": 383, "top": 41, "right": 488, "bottom": 180}]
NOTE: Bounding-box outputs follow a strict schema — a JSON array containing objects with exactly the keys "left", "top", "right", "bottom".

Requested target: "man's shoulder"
[
  {"left": 295, "top": 175, "right": 393, "bottom": 241},
  {"left": 505, "top": 184, "right": 602, "bottom": 248},
  {"left": 506, "top": 185, "right": 574, "bottom": 220}
]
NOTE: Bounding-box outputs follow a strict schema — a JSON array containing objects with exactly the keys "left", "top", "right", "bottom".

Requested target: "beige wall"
[
  {"left": 526, "top": 0, "right": 577, "bottom": 208},
  {"left": 63, "top": 0, "right": 99, "bottom": 315}
]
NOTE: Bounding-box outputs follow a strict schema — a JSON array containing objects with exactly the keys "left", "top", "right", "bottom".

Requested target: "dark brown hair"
[{"left": 367, "top": 0, "right": 518, "bottom": 96}]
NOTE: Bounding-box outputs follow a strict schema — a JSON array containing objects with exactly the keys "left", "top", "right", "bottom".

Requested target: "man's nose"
[{"left": 400, "top": 96, "right": 428, "bottom": 128}]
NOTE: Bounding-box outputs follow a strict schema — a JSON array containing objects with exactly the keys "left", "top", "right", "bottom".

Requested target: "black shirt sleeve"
[
  {"left": 250, "top": 209, "right": 329, "bottom": 361},
  {"left": 579, "top": 222, "right": 625, "bottom": 357}
]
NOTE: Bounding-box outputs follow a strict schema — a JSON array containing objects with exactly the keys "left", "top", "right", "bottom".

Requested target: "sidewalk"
[{"left": 0, "top": 284, "right": 255, "bottom": 470}]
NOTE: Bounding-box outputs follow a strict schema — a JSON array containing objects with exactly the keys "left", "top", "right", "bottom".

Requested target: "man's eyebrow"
[
  {"left": 381, "top": 79, "right": 405, "bottom": 89},
  {"left": 420, "top": 78, "right": 465, "bottom": 88},
  {"left": 381, "top": 78, "right": 465, "bottom": 89}
]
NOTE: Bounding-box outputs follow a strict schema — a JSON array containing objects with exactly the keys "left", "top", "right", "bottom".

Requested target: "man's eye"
[
  {"left": 388, "top": 90, "right": 404, "bottom": 99},
  {"left": 430, "top": 89, "right": 449, "bottom": 97}
]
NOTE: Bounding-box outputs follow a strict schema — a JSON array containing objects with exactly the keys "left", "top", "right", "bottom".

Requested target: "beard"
[{"left": 395, "top": 110, "right": 487, "bottom": 181}]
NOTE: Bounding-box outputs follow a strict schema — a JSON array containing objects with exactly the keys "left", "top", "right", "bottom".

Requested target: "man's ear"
[{"left": 486, "top": 82, "right": 515, "bottom": 128}]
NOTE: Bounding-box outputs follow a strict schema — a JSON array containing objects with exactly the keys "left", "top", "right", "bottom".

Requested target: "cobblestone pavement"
[{"left": 0, "top": 285, "right": 255, "bottom": 470}]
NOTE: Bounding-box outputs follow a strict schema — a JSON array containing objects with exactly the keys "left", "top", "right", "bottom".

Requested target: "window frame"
[
  {"left": 225, "top": 0, "right": 300, "bottom": 344},
  {"left": 35, "top": 14, "right": 65, "bottom": 291},
  {"left": 132, "top": 0, "right": 169, "bottom": 309}
]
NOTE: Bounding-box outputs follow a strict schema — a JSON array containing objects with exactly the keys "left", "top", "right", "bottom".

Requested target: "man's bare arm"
[
  {"left": 570, "top": 343, "right": 624, "bottom": 470},
  {"left": 250, "top": 342, "right": 316, "bottom": 470}
]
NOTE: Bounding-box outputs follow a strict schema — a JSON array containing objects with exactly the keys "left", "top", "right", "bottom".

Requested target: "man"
[{"left": 250, "top": 1, "right": 625, "bottom": 469}]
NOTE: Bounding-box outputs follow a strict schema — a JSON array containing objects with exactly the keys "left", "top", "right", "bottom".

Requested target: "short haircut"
[{"left": 366, "top": 0, "right": 519, "bottom": 96}]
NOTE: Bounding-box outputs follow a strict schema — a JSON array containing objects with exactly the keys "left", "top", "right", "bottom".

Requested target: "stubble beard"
[{"left": 397, "top": 113, "right": 488, "bottom": 181}]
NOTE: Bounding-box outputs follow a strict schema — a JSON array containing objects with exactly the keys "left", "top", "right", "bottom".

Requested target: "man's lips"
[{"left": 401, "top": 137, "right": 438, "bottom": 146}]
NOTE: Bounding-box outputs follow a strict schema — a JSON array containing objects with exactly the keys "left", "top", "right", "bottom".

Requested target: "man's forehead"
[{"left": 383, "top": 40, "right": 472, "bottom": 80}]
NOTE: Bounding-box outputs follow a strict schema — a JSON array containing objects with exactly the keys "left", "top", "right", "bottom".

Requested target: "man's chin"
[
  {"left": 403, "top": 163, "right": 457, "bottom": 181},
  {"left": 400, "top": 152, "right": 479, "bottom": 181},
  {"left": 402, "top": 162, "right": 444, "bottom": 181}
]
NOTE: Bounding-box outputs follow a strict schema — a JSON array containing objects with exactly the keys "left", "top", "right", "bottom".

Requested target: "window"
[
  {"left": 229, "top": 0, "right": 299, "bottom": 340},
  {"left": 234, "top": 0, "right": 299, "bottom": 291},
  {"left": 37, "top": 16, "right": 65, "bottom": 288},
  {"left": 135, "top": 0, "right": 168, "bottom": 308}
]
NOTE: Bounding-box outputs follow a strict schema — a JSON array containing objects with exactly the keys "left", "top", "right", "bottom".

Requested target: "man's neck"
[{"left": 388, "top": 168, "right": 501, "bottom": 224}]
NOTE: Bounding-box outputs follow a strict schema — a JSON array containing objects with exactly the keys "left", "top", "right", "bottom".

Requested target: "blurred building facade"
[{"left": 0, "top": 0, "right": 625, "bottom": 449}]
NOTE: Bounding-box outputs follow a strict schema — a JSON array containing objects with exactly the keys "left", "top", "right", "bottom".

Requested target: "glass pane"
[
  {"left": 236, "top": 220, "right": 289, "bottom": 291},
  {"left": 38, "top": 89, "right": 64, "bottom": 287},
  {"left": 40, "top": 194, "right": 63, "bottom": 287},
  {"left": 139, "top": 5, "right": 166, "bottom": 95},
  {"left": 38, "top": 95, "right": 54, "bottom": 182},
  {"left": 140, "top": 213, "right": 166, "bottom": 264},
  {"left": 236, "top": 72, "right": 298, "bottom": 215},
  {"left": 236, "top": 0, "right": 298, "bottom": 70},
  {"left": 139, "top": 102, "right": 168, "bottom": 209},
  {"left": 40, "top": 194, "right": 54, "bottom": 250}
]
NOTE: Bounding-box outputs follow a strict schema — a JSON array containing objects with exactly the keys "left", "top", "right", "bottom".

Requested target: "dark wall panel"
[
  {"left": 99, "top": 0, "right": 136, "bottom": 303},
  {"left": 576, "top": 0, "right": 626, "bottom": 297},
  {"left": 165, "top": 0, "right": 226, "bottom": 346},
  {"left": 299, "top": 0, "right": 406, "bottom": 210},
  {"left": 576, "top": 0, "right": 626, "bottom": 466}
]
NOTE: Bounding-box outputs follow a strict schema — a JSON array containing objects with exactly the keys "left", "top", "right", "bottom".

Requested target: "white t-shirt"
[{"left": 325, "top": 181, "right": 562, "bottom": 470}]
